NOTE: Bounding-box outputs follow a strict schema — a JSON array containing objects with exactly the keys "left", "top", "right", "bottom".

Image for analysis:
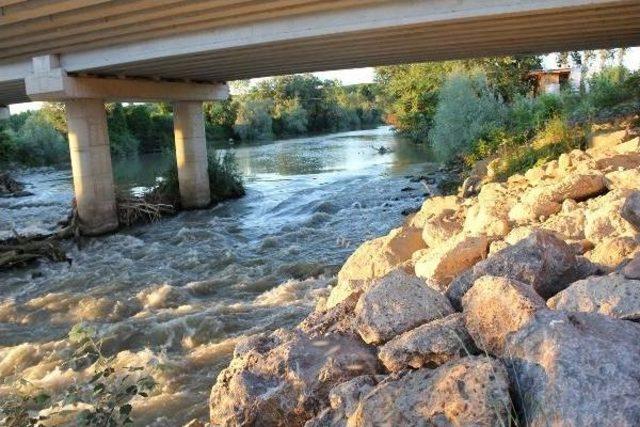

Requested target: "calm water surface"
[{"left": 0, "top": 127, "right": 436, "bottom": 425}]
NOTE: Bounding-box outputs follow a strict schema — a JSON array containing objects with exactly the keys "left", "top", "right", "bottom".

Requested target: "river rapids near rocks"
[{"left": 0, "top": 127, "right": 438, "bottom": 425}]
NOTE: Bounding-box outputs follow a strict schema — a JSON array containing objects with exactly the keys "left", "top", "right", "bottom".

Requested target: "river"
[{"left": 0, "top": 127, "right": 437, "bottom": 425}]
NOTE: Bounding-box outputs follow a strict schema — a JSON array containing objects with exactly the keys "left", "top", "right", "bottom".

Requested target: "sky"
[{"left": 8, "top": 48, "right": 640, "bottom": 114}]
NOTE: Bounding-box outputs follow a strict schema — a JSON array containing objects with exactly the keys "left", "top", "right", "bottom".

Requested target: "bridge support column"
[
  {"left": 173, "top": 101, "right": 211, "bottom": 209},
  {"left": 0, "top": 105, "right": 9, "bottom": 120},
  {"left": 65, "top": 99, "right": 119, "bottom": 235}
]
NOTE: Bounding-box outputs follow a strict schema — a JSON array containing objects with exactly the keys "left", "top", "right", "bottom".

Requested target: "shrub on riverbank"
[
  {"left": 4, "top": 112, "right": 68, "bottom": 166},
  {"left": 153, "top": 151, "right": 245, "bottom": 208}
]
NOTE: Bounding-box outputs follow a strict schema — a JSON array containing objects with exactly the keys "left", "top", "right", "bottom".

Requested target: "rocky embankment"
[{"left": 208, "top": 129, "right": 640, "bottom": 426}]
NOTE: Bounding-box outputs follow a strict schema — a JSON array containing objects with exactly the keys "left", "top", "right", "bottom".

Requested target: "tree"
[
  {"left": 234, "top": 99, "right": 274, "bottom": 141},
  {"left": 429, "top": 71, "right": 507, "bottom": 160},
  {"left": 13, "top": 112, "right": 68, "bottom": 165},
  {"left": 107, "top": 103, "right": 139, "bottom": 157}
]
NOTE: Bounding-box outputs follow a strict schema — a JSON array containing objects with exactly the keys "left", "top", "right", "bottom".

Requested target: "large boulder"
[
  {"left": 305, "top": 376, "right": 379, "bottom": 427},
  {"left": 209, "top": 329, "right": 379, "bottom": 426},
  {"left": 462, "top": 276, "right": 546, "bottom": 356},
  {"left": 621, "top": 190, "right": 640, "bottom": 231},
  {"left": 463, "top": 183, "right": 513, "bottom": 239},
  {"left": 408, "top": 195, "right": 461, "bottom": 229},
  {"left": 328, "top": 226, "right": 425, "bottom": 309},
  {"left": 299, "top": 291, "right": 361, "bottom": 338},
  {"left": 414, "top": 234, "right": 488, "bottom": 289},
  {"left": 605, "top": 167, "right": 640, "bottom": 190},
  {"left": 585, "top": 190, "right": 637, "bottom": 244},
  {"left": 354, "top": 270, "right": 454, "bottom": 345},
  {"left": 547, "top": 274, "right": 640, "bottom": 320},
  {"left": 378, "top": 313, "right": 477, "bottom": 372},
  {"left": 345, "top": 357, "right": 511, "bottom": 426},
  {"left": 446, "top": 230, "right": 578, "bottom": 310},
  {"left": 509, "top": 173, "right": 605, "bottom": 224},
  {"left": 505, "top": 311, "right": 640, "bottom": 426},
  {"left": 586, "top": 236, "right": 639, "bottom": 270},
  {"left": 421, "top": 208, "right": 463, "bottom": 248}
]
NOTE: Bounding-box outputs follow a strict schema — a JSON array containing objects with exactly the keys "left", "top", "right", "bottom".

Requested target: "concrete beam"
[
  {"left": 65, "top": 98, "right": 119, "bottom": 236},
  {"left": 173, "top": 101, "right": 211, "bottom": 209},
  {"left": 26, "top": 69, "right": 228, "bottom": 102}
]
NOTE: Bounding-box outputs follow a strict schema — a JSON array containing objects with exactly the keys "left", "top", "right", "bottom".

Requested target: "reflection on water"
[{"left": 0, "top": 127, "right": 436, "bottom": 425}]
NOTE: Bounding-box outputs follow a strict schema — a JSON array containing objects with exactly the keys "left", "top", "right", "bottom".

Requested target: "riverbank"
[{"left": 210, "top": 127, "right": 640, "bottom": 425}]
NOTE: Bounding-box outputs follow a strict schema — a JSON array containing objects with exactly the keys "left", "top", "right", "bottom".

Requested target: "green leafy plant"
[{"left": 1, "top": 324, "right": 156, "bottom": 427}]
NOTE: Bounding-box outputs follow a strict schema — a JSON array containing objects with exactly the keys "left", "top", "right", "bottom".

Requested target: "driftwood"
[
  {"left": 0, "top": 172, "right": 23, "bottom": 194},
  {"left": 0, "top": 194, "right": 175, "bottom": 271},
  {"left": 116, "top": 193, "right": 175, "bottom": 227},
  {"left": 0, "top": 233, "right": 70, "bottom": 269}
]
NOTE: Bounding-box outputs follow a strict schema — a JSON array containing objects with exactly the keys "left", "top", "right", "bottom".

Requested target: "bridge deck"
[{"left": 1, "top": 0, "right": 639, "bottom": 105}]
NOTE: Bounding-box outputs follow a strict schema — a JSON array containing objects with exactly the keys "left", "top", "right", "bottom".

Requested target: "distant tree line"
[{"left": 0, "top": 74, "right": 381, "bottom": 167}]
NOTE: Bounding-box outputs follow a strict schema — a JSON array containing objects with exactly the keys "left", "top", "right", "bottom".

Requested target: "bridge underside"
[
  {"left": 1, "top": 0, "right": 639, "bottom": 235},
  {"left": 1, "top": 0, "right": 640, "bottom": 105}
]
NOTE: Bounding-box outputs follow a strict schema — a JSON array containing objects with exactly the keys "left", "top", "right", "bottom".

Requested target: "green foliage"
[
  {"left": 429, "top": 72, "right": 508, "bottom": 161},
  {"left": 234, "top": 99, "right": 274, "bottom": 141},
  {"left": 208, "top": 151, "right": 246, "bottom": 203},
  {"left": 155, "top": 150, "right": 245, "bottom": 207},
  {"left": 0, "top": 119, "right": 16, "bottom": 164},
  {"left": 40, "top": 103, "right": 68, "bottom": 134},
  {"left": 233, "top": 75, "right": 381, "bottom": 141},
  {"left": 273, "top": 97, "right": 308, "bottom": 136},
  {"left": 1, "top": 324, "right": 156, "bottom": 427},
  {"left": 13, "top": 112, "right": 68, "bottom": 166},
  {"left": 107, "top": 103, "right": 140, "bottom": 158},
  {"left": 375, "top": 56, "right": 541, "bottom": 142}
]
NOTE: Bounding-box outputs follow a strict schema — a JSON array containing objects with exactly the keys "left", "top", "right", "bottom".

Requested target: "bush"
[
  {"left": 208, "top": 151, "right": 246, "bottom": 203},
  {"left": 234, "top": 99, "right": 274, "bottom": 141},
  {"left": 13, "top": 113, "right": 68, "bottom": 166},
  {"left": 155, "top": 150, "right": 245, "bottom": 207},
  {"left": 429, "top": 72, "right": 507, "bottom": 160}
]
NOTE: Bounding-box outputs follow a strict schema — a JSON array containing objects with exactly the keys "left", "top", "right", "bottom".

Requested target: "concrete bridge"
[{"left": 1, "top": 0, "right": 639, "bottom": 234}]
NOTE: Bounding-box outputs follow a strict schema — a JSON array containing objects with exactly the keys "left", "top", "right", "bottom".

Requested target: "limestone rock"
[
  {"left": 462, "top": 276, "right": 546, "bottom": 355},
  {"left": 329, "top": 226, "right": 425, "bottom": 308},
  {"left": 421, "top": 208, "right": 463, "bottom": 248},
  {"left": 589, "top": 129, "right": 628, "bottom": 150},
  {"left": 623, "top": 252, "right": 640, "bottom": 279},
  {"left": 621, "top": 190, "right": 640, "bottom": 231},
  {"left": 463, "top": 183, "right": 513, "bottom": 239},
  {"left": 585, "top": 190, "right": 637, "bottom": 244},
  {"left": 505, "top": 311, "right": 640, "bottom": 426},
  {"left": 354, "top": 270, "right": 454, "bottom": 345},
  {"left": 409, "top": 195, "right": 461, "bottom": 229},
  {"left": 586, "top": 236, "right": 639, "bottom": 270},
  {"left": 547, "top": 274, "right": 640, "bottom": 320},
  {"left": 209, "top": 329, "right": 379, "bottom": 426},
  {"left": 299, "top": 291, "right": 361, "bottom": 338},
  {"left": 446, "top": 230, "right": 578, "bottom": 310},
  {"left": 414, "top": 233, "right": 488, "bottom": 288},
  {"left": 305, "top": 376, "right": 378, "bottom": 427},
  {"left": 348, "top": 357, "right": 511, "bottom": 426},
  {"left": 378, "top": 313, "right": 477, "bottom": 372},
  {"left": 509, "top": 173, "right": 605, "bottom": 224},
  {"left": 594, "top": 151, "right": 640, "bottom": 172},
  {"left": 541, "top": 208, "right": 586, "bottom": 240},
  {"left": 605, "top": 167, "right": 640, "bottom": 190}
]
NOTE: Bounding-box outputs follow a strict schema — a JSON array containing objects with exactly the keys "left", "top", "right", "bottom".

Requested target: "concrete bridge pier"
[
  {"left": 65, "top": 99, "right": 119, "bottom": 235},
  {"left": 23, "top": 54, "right": 228, "bottom": 234},
  {"left": 173, "top": 101, "right": 211, "bottom": 209},
  {"left": 0, "top": 105, "right": 9, "bottom": 120}
]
